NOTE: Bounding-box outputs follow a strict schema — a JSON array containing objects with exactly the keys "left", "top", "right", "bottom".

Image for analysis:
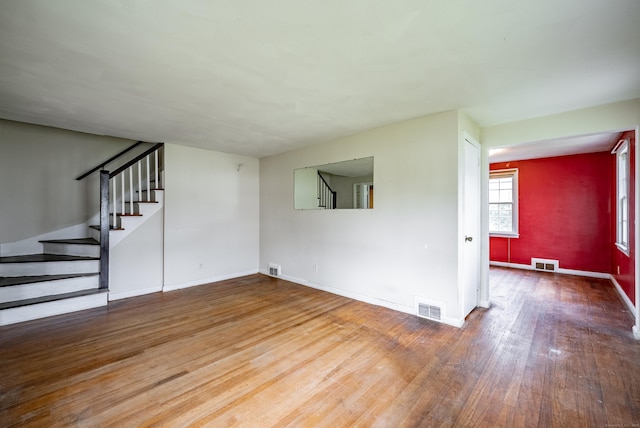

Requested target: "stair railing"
[
  {"left": 75, "top": 141, "right": 144, "bottom": 180},
  {"left": 318, "top": 172, "right": 337, "bottom": 209},
  {"left": 107, "top": 143, "right": 163, "bottom": 224},
  {"left": 78, "top": 142, "right": 163, "bottom": 290},
  {"left": 97, "top": 143, "right": 163, "bottom": 289}
]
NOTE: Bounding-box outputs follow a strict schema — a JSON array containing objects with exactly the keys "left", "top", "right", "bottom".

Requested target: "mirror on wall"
[{"left": 294, "top": 157, "right": 374, "bottom": 210}]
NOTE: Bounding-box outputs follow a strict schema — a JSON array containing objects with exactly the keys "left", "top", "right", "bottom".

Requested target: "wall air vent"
[
  {"left": 415, "top": 297, "right": 444, "bottom": 322},
  {"left": 532, "top": 258, "right": 558, "bottom": 272},
  {"left": 268, "top": 263, "right": 281, "bottom": 277},
  {"left": 418, "top": 303, "right": 441, "bottom": 320}
]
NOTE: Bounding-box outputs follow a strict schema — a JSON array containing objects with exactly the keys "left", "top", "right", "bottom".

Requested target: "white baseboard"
[
  {"left": 633, "top": 325, "right": 640, "bottom": 340},
  {"left": 491, "top": 261, "right": 636, "bottom": 317},
  {"left": 108, "top": 285, "right": 163, "bottom": 301},
  {"left": 556, "top": 268, "right": 610, "bottom": 279},
  {"left": 163, "top": 269, "right": 259, "bottom": 292},
  {"left": 263, "top": 270, "right": 464, "bottom": 328},
  {"left": 490, "top": 261, "right": 609, "bottom": 279},
  {"left": 609, "top": 275, "right": 636, "bottom": 315},
  {"left": 490, "top": 261, "right": 532, "bottom": 270},
  {"left": 478, "top": 299, "right": 491, "bottom": 309}
]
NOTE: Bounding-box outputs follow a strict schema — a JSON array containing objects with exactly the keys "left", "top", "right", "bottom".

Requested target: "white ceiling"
[
  {"left": 488, "top": 131, "right": 622, "bottom": 163},
  {"left": 0, "top": 0, "right": 639, "bottom": 158},
  {"left": 315, "top": 157, "right": 374, "bottom": 178}
]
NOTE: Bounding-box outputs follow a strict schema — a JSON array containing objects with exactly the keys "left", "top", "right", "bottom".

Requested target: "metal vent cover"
[
  {"left": 532, "top": 258, "right": 558, "bottom": 272},
  {"left": 418, "top": 303, "right": 442, "bottom": 321},
  {"left": 268, "top": 263, "right": 281, "bottom": 277}
]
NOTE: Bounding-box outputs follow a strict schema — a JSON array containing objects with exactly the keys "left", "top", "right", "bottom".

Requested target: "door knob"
[{"left": 465, "top": 236, "right": 473, "bottom": 242}]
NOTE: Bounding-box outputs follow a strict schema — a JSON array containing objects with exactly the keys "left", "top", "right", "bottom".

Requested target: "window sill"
[
  {"left": 615, "top": 242, "right": 630, "bottom": 256},
  {"left": 490, "top": 233, "right": 519, "bottom": 239}
]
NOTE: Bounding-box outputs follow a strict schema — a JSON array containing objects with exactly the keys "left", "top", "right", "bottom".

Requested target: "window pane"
[
  {"left": 489, "top": 203, "right": 513, "bottom": 233},
  {"left": 498, "top": 178, "right": 512, "bottom": 189},
  {"left": 489, "top": 171, "right": 517, "bottom": 235},
  {"left": 498, "top": 216, "right": 512, "bottom": 231},
  {"left": 616, "top": 142, "right": 630, "bottom": 248},
  {"left": 499, "top": 204, "right": 512, "bottom": 216},
  {"left": 499, "top": 189, "right": 512, "bottom": 203}
]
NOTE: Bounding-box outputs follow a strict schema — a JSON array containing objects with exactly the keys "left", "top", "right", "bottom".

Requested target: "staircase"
[
  {"left": 0, "top": 142, "right": 164, "bottom": 326},
  {"left": 318, "top": 171, "right": 336, "bottom": 209}
]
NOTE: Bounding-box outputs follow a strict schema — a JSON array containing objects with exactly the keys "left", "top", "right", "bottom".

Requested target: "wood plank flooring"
[{"left": 1, "top": 268, "right": 639, "bottom": 427}]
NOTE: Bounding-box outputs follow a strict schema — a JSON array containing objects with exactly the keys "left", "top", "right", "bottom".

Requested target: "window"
[
  {"left": 615, "top": 139, "right": 630, "bottom": 253},
  {"left": 489, "top": 169, "right": 518, "bottom": 236}
]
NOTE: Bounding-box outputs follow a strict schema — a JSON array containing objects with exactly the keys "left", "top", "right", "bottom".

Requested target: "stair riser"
[
  {"left": 137, "top": 189, "right": 162, "bottom": 202},
  {"left": 90, "top": 190, "right": 164, "bottom": 243},
  {"left": 89, "top": 228, "right": 100, "bottom": 242},
  {"left": 113, "top": 195, "right": 160, "bottom": 215},
  {"left": 0, "top": 260, "right": 100, "bottom": 277},
  {"left": 0, "top": 292, "right": 108, "bottom": 326},
  {"left": 42, "top": 243, "right": 100, "bottom": 258},
  {"left": 0, "top": 276, "right": 99, "bottom": 304}
]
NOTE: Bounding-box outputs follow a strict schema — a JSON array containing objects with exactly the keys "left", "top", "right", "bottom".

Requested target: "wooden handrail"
[
  {"left": 109, "top": 143, "right": 163, "bottom": 178},
  {"left": 76, "top": 141, "right": 144, "bottom": 180},
  {"left": 317, "top": 172, "right": 337, "bottom": 209},
  {"left": 318, "top": 172, "right": 334, "bottom": 194}
]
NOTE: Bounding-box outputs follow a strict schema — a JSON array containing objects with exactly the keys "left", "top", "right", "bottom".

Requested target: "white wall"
[
  {"left": 260, "top": 110, "right": 468, "bottom": 324},
  {"left": 0, "top": 119, "right": 136, "bottom": 245},
  {"left": 109, "top": 209, "right": 164, "bottom": 300},
  {"left": 481, "top": 98, "right": 640, "bottom": 150},
  {"left": 294, "top": 168, "right": 318, "bottom": 209},
  {"left": 163, "top": 144, "right": 260, "bottom": 290}
]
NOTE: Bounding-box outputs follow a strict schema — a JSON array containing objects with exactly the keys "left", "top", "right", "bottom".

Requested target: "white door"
[
  {"left": 462, "top": 138, "right": 481, "bottom": 317},
  {"left": 353, "top": 182, "right": 373, "bottom": 208}
]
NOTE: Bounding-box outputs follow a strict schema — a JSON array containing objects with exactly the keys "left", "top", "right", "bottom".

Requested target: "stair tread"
[
  {"left": 0, "top": 254, "right": 99, "bottom": 263},
  {"left": 0, "top": 288, "right": 106, "bottom": 310},
  {"left": 0, "top": 273, "right": 99, "bottom": 288},
  {"left": 89, "top": 225, "right": 124, "bottom": 231},
  {"left": 39, "top": 238, "right": 99, "bottom": 245}
]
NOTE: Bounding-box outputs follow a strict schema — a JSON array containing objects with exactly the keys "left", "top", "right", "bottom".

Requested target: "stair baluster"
[
  {"left": 101, "top": 143, "right": 164, "bottom": 289},
  {"left": 154, "top": 150, "right": 159, "bottom": 196},
  {"left": 146, "top": 156, "right": 151, "bottom": 202},
  {"left": 317, "top": 172, "right": 337, "bottom": 209}
]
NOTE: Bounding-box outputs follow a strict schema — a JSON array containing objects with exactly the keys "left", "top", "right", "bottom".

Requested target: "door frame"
[{"left": 479, "top": 119, "right": 640, "bottom": 340}]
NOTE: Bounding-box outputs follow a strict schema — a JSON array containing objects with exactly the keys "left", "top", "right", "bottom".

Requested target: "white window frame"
[
  {"left": 614, "top": 139, "right": 630, "bottom": 254},
  {"left": 489, "top": 169, "right": 519, "bottom": 238}
]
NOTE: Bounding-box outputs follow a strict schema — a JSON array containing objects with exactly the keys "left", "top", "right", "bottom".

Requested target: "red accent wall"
[
  {"left": 611, "top": 130, "right": 636, "bottom": 304},
  {"left": 490, "top": 152, "right": 612, "bottom": 274}
]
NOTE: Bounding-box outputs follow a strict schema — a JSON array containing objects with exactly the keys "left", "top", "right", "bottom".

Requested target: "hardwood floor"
[{"left": 1, "top": 268, "right": 639, "bottom": 427}]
